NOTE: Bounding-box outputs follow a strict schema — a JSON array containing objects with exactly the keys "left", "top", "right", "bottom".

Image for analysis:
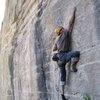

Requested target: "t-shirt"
[{"left": 53, "top": 29, "right": 71, "bottom": 52}]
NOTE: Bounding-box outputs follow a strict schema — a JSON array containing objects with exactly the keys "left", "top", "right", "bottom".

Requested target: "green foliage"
[{"left": 83, "top": 93, "right": 91, "bottom": 100}]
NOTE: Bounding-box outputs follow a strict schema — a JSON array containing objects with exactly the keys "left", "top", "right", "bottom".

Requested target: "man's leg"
[
  {"left": 61, "top": 85, "right": 65, "bottom": 95},
  {"left": 59, "top": 61, "right": 66, "bottom": 93},
  {"left": 57, "top": 61, "right": 67, "bottom": 100}
]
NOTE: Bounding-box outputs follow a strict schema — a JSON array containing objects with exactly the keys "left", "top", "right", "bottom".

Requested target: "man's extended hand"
[{"left": 74, "top": 7, "right": 77, "bottom": 12}]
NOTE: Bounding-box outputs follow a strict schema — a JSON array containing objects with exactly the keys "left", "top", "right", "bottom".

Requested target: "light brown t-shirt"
[{"left": 53, "top": 30, "right": 71, "bottom": 52}]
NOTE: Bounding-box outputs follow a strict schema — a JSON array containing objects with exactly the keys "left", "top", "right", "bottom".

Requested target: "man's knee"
[
  {"left": 71, "top": 51, "right": 80, "bottom": 62},
  {"left": 75, "top": 51, "right": 80, "bottom": 58}
]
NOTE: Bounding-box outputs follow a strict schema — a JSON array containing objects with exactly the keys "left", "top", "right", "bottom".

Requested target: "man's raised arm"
[{"left": 67, "top": 7, "right": 76, "bottom": 33}]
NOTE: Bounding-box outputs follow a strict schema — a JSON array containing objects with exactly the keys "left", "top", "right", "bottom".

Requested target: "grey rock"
[{"left": 0, "top": 0, "right": 100, "bottom": 100}]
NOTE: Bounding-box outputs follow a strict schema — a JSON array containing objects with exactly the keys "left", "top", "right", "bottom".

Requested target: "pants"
[{"left": 57, "top": 51, "right": 80, "bottom": 85}]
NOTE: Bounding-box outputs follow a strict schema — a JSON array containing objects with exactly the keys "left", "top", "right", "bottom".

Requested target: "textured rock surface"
[{"left": 0, "top": 0, "right": 100, "bottom": 100}]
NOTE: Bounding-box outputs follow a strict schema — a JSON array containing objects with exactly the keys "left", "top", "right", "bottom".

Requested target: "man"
[{"left": 52, "top": 7, "right": 80, "bottom": 100}]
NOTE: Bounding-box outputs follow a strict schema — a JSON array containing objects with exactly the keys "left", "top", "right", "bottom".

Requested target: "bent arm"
[
  {"left": 52, "top": 43, "right": 57, "bottom": 51},
  {"left": 52, "top": 38, "right": 58, "bottom": 53},
  {"left": 67, "top": 7, "right": 76, "bottom": 33}
]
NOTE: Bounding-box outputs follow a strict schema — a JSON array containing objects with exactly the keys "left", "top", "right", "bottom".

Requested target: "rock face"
[{"left": 0, "top": 0, "right": 100, "bottom": 100}]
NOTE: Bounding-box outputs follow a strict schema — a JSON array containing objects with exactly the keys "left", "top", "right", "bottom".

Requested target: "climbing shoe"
[
  {"left": 71, "top": 66, "right": 78, "bottom": 72},
  {"left": 61, "top": 94, "right": 68, "bottom": 100},
  {"left": 70, "top": 63, "right": 78, "bottom": 72},
  {"left": 70, "top": 58, "right": 79, "bottom": 72}
]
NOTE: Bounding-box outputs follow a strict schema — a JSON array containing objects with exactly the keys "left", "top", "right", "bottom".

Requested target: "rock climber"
[{"left": 52, "top": 7, "right": 80, "bottom": 100}]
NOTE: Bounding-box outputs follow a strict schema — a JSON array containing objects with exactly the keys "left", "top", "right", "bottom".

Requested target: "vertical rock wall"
[{"left": 0, "top": 0, "right": 100, "bottom": 100}]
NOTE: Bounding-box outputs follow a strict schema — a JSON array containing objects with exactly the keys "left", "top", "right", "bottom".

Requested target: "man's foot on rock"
[
  {"left": 71, "top": 66, "right": 78, "bottom": 72},
  {"left": 70, "top": 62, "right": 78, "bottom": 72},
  {"left": 70, "top": 57, "right": 79, "bottom": 72},
  {"left": 61, "top": 94, "right": 68, "bottom": 100}
]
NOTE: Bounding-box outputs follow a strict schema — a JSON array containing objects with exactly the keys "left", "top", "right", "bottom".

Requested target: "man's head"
[{"left": 54, "top": 26, "right": 64, "bottom": 36}]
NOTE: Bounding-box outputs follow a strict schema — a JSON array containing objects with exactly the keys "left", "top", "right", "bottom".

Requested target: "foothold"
[{"left": 91, "top": 45, "right": 95, "bottom": 47}]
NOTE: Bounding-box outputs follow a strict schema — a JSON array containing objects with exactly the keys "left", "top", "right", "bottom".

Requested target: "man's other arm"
[
  {"left": 52, "top": 43, "right": 57, "bottom": 51},
  {"left": 52, "top": 38, "right": 58, "bottom": 53}
]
